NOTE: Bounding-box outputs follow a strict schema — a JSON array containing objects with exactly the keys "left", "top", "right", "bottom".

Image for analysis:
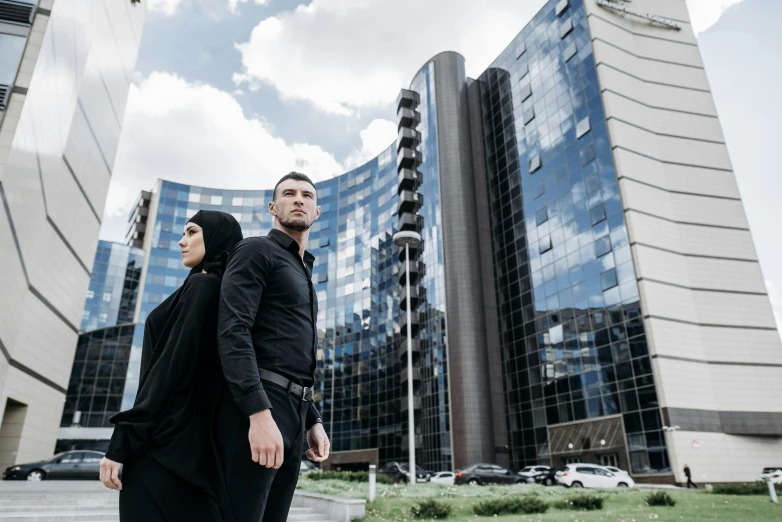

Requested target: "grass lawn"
[{"left": 296, "top": 478, "right": 781, "bottom": 521}]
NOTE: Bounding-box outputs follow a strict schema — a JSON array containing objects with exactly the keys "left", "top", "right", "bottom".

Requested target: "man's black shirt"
[{"left": 218, "top": 229, "right": 321, "bottom": 427}]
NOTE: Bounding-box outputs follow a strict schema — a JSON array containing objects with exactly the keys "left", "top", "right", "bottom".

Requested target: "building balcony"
[
  {"left": 400, "top": 311, "right": 420, "bottom": 337},
  {"left": 399, "top": 260, "right": 424, "bottom": 286},
  {"left": 397, "top": 339, "right": 421, "bottom": 362},
  {"left": 396, "top": 147, "right": 422, "bottom": 172},
  {"left": 400, "top": 367, "right": 421, "bottom": 385},
  {"left": 397, "top": 127, "right": 421, "bottom": 151},
  {"left": 397, "top": 88, "right": 420, "bottom": 112},
  {"left": 401, "top": 434, "right": 423, "bottom": 450},
  {"left": 400, "top": 396, "right": 422, "bottom": 412},
  {"left": 397, "top": 239, "right": 422, "bottom": 263},
  {"left": 397, "top": 107, "right": 420, "bottom": 130},
  {"left": 397, "top": 190, "right": 422, "bottom": 216},
  {"left": 398, "top": 213, "right": 423, "bottom": 233},
  {"left": 400, "top": 285, "right": 424, "bottom": 311},
  {"left": 397, "top": 169, "right": 421, "bottom": 194}
]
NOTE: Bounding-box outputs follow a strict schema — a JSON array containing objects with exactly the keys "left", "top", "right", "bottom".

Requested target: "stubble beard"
[{"left": 279, "top": 213, "right": 311, "bottom": 232}]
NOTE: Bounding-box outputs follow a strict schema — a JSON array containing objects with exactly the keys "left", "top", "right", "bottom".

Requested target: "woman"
[{"left": 99, "top": 210, "right": 242, "bottom": 522}]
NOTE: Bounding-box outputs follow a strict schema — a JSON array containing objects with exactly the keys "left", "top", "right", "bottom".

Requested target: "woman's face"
[{"left": 178, "top": 222, "right": 205, "bottom": 268}]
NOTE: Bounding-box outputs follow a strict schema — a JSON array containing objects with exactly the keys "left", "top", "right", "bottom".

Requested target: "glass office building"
[
  {"left": 476, "top": 1, "right": 665, "bottom": 474},
  {"left": 131, "top": 147, "right": 457, "bottom": 469},
  {"left": 70, "top": 0, "right": 780, "bottom": 483},
  {"left": 80, "top": 241, "right": 144, "bottom": 332},
  {"left": 60, "top": 324, "right": 144, "bottom": 430}
]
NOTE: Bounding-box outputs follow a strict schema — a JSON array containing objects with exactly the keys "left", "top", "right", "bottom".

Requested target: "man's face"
[{"left": 270, "top": 179, "right": 320, "bottom": 232}]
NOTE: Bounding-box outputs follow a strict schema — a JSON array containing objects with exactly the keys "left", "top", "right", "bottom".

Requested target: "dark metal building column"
[{"left": 430, "top": 52, "right": 497, "bottom": 469}]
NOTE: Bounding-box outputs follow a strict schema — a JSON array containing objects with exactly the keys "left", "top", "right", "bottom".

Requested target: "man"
[
  {"left": 216, "top": 172, "right": 330, "bottom": 521},
  {"left": 684, "top": 464, "right": 697, "bottom": 489}
]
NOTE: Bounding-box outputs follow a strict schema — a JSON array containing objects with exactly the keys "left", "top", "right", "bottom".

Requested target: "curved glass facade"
[
  {"left": 136, "top": 140, "right": 455, "bottom": 470},
  {"left": 80, "top": 241, "right": 144, "bottom": 332},
  {"left": 476, "top": 0, "right": 668, "bottom": 473}
]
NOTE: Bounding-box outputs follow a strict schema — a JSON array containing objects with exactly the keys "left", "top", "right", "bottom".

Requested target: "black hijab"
[{"left": 185, "top": 210, "right": 243, "bottom": 276}]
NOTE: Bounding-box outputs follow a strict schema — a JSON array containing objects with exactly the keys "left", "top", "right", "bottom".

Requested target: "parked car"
[
  {"left": 3, "top": 450, "right": 104, "bottom": 481},
  {"left": 761, "top": 467, "right": 782, "bottom": 484},
  {"left": 300, "top": 459, "right": 318, "bottom": 474},
  {"left": 535, "top": 466, "right": 567, "bottom": 486},
  {"left": 455, "top": 463, "right": 527, "bottom": 486},
  {"left": 556, "top": 464, "right": 635, "bottom": 489},
  {"left": 379, "top": 462, "right": 430, "bottom": 483},
  {"left": 429, "top": 471, "right": 456, "bottom": 485},
  {"left": 600, "top": 465, "right": 630, "bottom": 476},
  {"left": 518, "top": 465, "right": 550, "bottom": 483}
]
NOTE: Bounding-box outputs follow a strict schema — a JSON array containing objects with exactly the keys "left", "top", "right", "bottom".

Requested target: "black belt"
[{"left": 259, "top": 369, "right": 313, "bottom": 402}]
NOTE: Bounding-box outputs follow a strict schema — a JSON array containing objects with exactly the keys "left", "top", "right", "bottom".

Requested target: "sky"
[{"left": 101, "top": 0, "right": 782, "bottom": 330}]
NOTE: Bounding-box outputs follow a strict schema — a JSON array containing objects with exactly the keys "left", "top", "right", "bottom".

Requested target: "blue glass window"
[
  {"left": 601, "top": 269, "right": 618, "bottom": 291},
  {"left": 590, "top": 204, "right": 606, "bottom": 225}
]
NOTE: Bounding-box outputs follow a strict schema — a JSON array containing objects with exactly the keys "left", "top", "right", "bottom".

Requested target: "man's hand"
[
  {"left": 306, "top": 423, "right": 330, "bottom": 462},
  {"left": 99, "top": 457, "right": 123, "bottom": 490},
  {"left": 249, "top": 409, "right": 284, "bottom": 468}
]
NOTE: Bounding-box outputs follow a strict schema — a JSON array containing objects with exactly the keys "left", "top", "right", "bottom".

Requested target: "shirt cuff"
[
  {"left": 305, "top": 402, "right": 322, "bottom": 431},
  {"left": 235, "top": 387, "right": 273, "bottom": 417}
]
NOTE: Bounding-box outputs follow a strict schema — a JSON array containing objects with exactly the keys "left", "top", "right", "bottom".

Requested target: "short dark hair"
[{"left": 272, "top": 172, "right": 317, "bottom": 201}]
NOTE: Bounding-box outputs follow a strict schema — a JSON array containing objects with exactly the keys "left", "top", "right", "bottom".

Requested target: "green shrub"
[
  {"left": 646, "top": 491, "right": 676, "bottom": 507},
  {"left": 711, "top": 482, "right": 780, "bottom": 495},
  {"left": 411, "top": 498, "right": 452, "bottom": 519},
  {"left": 304, "top": 471, "right": 393, "bottom": 484},
  {"left": 552, "top": 494, "right": 604, "bottom": 511},
  {"left": 472, "top": 496, "right": 548, "bottom": 516},
  {"left": 516, "top": 496, "right": 549, "bottom": 514}
]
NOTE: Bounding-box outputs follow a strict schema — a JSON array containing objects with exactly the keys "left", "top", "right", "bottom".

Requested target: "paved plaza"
[{"left": 0, "top": 481, "right": 331, "bottom": 522}]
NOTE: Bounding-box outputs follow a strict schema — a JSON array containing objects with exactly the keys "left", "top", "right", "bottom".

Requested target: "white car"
[
  {"left": 518, "top": 465, "right": 550, "bottom": 482},
  {"left": 600, "top": 465, "right": 630, "bottom": 476},
  {"left": 430, "top": 471, "right": 456, "bottom": 485},
  {"left": 761, "top": 467, "right": 782, "bottom": 484},
  {"left": 557, "top": 464, "right": 635, "bottom": 489}
]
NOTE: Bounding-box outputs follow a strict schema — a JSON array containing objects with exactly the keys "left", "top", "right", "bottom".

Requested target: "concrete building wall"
[
  {"left": 583, "top": 0, "right": 782, "bottom": 483},
  {"left": 0, "top": 0, "right": 145, "bottom": 469}
]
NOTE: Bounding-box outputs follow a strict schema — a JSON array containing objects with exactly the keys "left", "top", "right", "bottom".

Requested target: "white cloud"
[
  {"left": 344, "top": 118, "right": 397, "bottom": 169},
  {"left": 233, "top": 0, "right": 546, "bottom": 114},
  {"left": 101, "top": 72, "right": 344, "bottom": 241},
  {"left": 228, "top": 0, "right": 269, "bottom": 15},
  {"left": 686, "top": 0, "right": 746, "bottom": 35},
  {"left": 148, "top": 0, "right": 185, "bottom": 16}
]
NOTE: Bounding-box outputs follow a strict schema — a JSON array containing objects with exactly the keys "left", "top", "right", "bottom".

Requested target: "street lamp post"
[{"left": 393, "top": 230, "right": 422, "bottom": 486}]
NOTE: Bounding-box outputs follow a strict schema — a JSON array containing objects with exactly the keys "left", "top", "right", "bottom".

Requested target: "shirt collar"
[{"left": 268, "top": 229, "right": 315, "bottom": 264}]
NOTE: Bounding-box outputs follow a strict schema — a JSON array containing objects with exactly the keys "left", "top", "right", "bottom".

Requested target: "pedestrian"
[
  {"left": 684, "top": 464, "right": 697, "bottom": 489},
  {"left": 99, "top": 210, "right": 243, "bottom": 522},
  {"left": 216, "top": 172, "right": 330, "bottom": 522}
]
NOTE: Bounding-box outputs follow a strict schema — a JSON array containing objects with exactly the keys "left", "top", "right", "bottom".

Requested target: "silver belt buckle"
[{"left": 302, "top": 387, "right": 313, "bottom": 402}]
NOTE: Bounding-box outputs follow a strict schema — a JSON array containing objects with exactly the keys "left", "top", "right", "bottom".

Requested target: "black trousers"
[
  {"left": 216, "top": 382, "right": 308, "bottom": 522},
  {"left": 686, "top": 477, "right": 697, "bottom": 488}
]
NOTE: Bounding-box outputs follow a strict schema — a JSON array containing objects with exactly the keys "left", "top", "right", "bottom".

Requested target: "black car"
[
  {"left": 2, "top": 450, "right": 104, "bottom": 481},
  {"left": 379, "top": 462, "right": 431, "bottom": 483},
  {"left": 535, "top": 467, "right": 567, "bottom": 486},
  {"left": 455, "top": 463, "right": 527, "bottom": 485}
]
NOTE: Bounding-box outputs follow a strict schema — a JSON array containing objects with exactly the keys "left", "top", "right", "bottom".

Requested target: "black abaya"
[{"left": 105, "top": 211, "right": 242, "bottom": 522}]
